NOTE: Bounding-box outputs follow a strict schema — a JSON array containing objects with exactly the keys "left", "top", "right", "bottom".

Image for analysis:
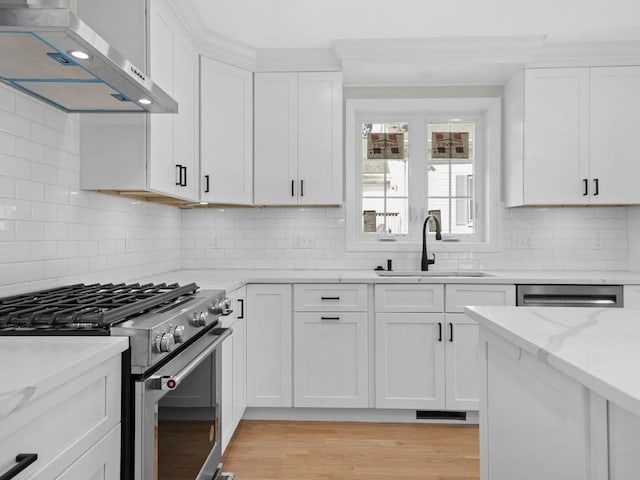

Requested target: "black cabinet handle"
[
  {"left": 204, "top": 174, "right": 210, "bottom": 193},
  {"left": 593, "top": 178, "right": 599, "bottom": 196},
  {"left": 321, "top": 296, "right": 340, "bottom": 301},
  {"left": 237, "top": 298, "right": 244, "bottom": 319},
  {"left": 181, "top": 166, "right": 187, "bottom": 187},
  {"left": 291, "top": 180, "right": 295, "bottom": 197},
  {"left": 449, "top": 323, "right": 454, "bottom": 342},
  {"left": 175, "top": 164, "right": 183, "bottom": 186},
  {"left": 0, "top": 454, "right": 38, "bottom": 480},
  {"left": 437, "top": 322, "right": 442, "bottom": 342},
  {"left": 321, "top": 316, "right": 340, "bottom": 321},
  {"left": 583, "top": 178, "right": 588, "bottom": 196},
  {"left": 300, "top": 179, "right": 304, "bottom": 197}
]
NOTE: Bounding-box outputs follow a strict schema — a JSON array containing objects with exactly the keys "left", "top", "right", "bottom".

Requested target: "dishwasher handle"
[{"left": 516, "top": 285, "right": 623, "bottom": 308}]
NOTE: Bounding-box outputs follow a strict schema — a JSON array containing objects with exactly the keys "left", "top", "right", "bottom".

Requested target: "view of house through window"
[
  {"left": 427, "top": 122, "right": 475, "bottom": 235},
  {"left": 360, "top": 119, "right": 476, "bottom": 238},
  {"left": 361, "top": 122, "right": 409, "bottom": 235}
]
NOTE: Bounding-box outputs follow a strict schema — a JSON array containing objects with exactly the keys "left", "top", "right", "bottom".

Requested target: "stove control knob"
[
  {"left": 154, "top": 332, "right": 175, "bottom": 353},
  {"left": 170, "top": 325, "right": 186, "bottom": 343},
  {"left": 210, "top": 297, "right": 232, "bottom": 315},
  {"left": 191, "top": 311, "right": 208, "bottom": 327}
]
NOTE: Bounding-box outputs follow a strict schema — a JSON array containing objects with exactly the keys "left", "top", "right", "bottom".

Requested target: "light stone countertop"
[
  {"left": 0, "top": 337, "right": 128, "bottom": 419},
  {"left": 465, "top": 306, "right": 640, "bottom": 418},
  {"left": 131, "top": 269, "right": 640, "bottom": 293}
]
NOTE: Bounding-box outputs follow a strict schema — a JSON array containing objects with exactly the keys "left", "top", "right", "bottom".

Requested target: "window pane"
[
  {"left": 426, "top": 121, "right": 475, "bottom": 236},
  {"left": 361, "top": 122, "right": 408, "bottom": 235}
]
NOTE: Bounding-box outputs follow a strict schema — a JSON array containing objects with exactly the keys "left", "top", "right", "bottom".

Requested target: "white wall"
[
  {"left": 0, "top": 84, "right": 181, "bottom": 296},
  {"left": 182, "top": 205, "right": 627, "bottom": 271}
]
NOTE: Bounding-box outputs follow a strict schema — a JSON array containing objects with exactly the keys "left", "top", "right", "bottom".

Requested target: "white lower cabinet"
[
  {"left": 293, "top": 312, "right": 368, "bottom": 408},
  {"left": 221, "top": 287, "right": 247, "bottom": 453},
  {"left": 246, "top": 284, "right": 293, "bottom": 407},
  {"left": 374, "top": 284, "right": 514, "bottom": 411},
  {"left": 0, "top": 354, "right": 121, "bottom": 480},
  {"left": 608, "top": 403, "right": 640, "bottom": 480},
  {"left": 375, "top": 312, "right": 445, "bottom": 409},
  {"left": 56, "top": 425, "right": 121, "bottom": 480}
]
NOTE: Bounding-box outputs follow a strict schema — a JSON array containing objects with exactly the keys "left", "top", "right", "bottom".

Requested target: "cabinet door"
[
  {"left": 246, "top": 284, "right": 292, "bottom": 407},
  {"left": 589, "top": 66, "right": 640, "bottom": 205},
  {"left": 375, "top": 284, "right": 444, "bottom": 313},
  {"left": 608, "top": 403, "right": 640, "bottom": 479},
  {"left": 56, "top": 425, "right": 120, "bottom": 480},
  {"left": 293, "top": 312, "right": 368, "bottom": 408},
  {"left": 254, "top": 73, "right": 298, "bottom": 205},
  {"left": 221, "top": 330, "right": 234, "bottom": 453},
  {"left": 171, "top": 35, "right": 199, "bottom": 201},
  {"left": 148, "top": 0, "right": 176, "bottom": 197},
  {"left": 523, "top": 68, "right": 589, "bottom": 205},
  {"left": 375, "top": 313, "right": 445, "bottom": 409},
  {"left": 232, "top": 314, "right": 246, "bottom": 428},
  {"left": 444, "top": 314, "right": 479, "bottom": 410},
  {"left": 297, "top": 72, "right": 343, "bottom": 205},
  {"left": 201, "top": 58, "right": 254, "bottom": 205}
]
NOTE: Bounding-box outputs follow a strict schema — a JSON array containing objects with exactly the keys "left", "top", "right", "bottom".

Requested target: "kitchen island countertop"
[{"left": 465, "top": 305, "right": 640, "bottom": 418}]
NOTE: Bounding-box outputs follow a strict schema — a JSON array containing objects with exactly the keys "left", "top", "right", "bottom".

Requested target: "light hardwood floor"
[{"left": 222, "top": 420, "right": 479, "bottom": 480}]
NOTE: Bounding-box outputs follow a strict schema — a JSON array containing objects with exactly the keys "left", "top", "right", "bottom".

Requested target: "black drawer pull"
[
  {"left": 449, "top": 323, "right": 454, "bottom": 342},
  {"left": 291, "top": 179, "right": 295, "bottom": 197},
  {"left": 437, "top": 322, "right": 442, "bottom": 342},
  {"left": 175, "top": 164, "right": 183, "bottom": 186},
  {"left": 0, "top": 453, "right": 38, "bottom": 480},
  {"left": 181, "top": 166, "right": 187, "bottom": 187},
  {"left": 300, "top": 179, "right": 304, "bottom": 197},
  {"left": 593, "top": 178, "right": 599, "bottom": 196},
  {"left": 582, "top": 178, "right": 588, "bottom": 196},
  {"left": 204, "top": 174, "right": 210, "bottom": 193},
  {"left": 321, "top": 296, "right": 340, "bottom": 301},
  {"left": 321, "top": 316, "right": 340, "bottom": 321},
  {"left": 237, "top": 298, "right": 244, "bottom": 319}
]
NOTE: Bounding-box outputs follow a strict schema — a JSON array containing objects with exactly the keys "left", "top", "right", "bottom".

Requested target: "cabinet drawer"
[
  {"left": 375, "top": 284, "right": 444, "bottom": 313},
  {"left": 0, "top": 356, "right": 121, "bottom": 480},
  {"left": 445, "top": 284, "right": 515, "bottom": 312},
  {"left": 294, "top": 284, "right": 367, "bottom": 311},
  {"left": 56, "top": 424, "right": 121, "bottom": 480}
]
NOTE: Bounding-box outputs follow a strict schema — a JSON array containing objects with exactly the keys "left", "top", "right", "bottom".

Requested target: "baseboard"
[{"left": 242, "top": 407, "right": 479, "bottom": 424}]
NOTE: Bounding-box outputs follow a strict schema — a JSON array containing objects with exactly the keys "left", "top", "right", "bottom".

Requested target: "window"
[{"left": 345, "top": 97, "right": 501, "bottom": 252}]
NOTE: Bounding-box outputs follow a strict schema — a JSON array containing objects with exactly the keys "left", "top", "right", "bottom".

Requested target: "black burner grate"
[{"left": 0, "top": 282, "right": 199, "bottom": 331}]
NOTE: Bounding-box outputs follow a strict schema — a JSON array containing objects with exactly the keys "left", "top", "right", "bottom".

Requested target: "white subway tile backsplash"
[
  {"left": 0, "top": 153, "right": 31, "bottom": 180},
  {"left": 0, "top": 108, "right": 31, "bottom": 138},
  {"left": 0, "top": 220, "right": 14, "bottom": 241},
  {"left": 0, "top": 85, "right": 16, "bottom": 113},
  {"left": 0, "top": 242, "right": 30, "bottom": 263},
  {"left": 0, "top": 176, "right": 16, "bottom": 199},
  {"left": 15, "top": 137, "right": 45, "bottom": 163},
  {"left": 0, "top": 263, "right": 15, "bottom": 285},
  {"left": 15, "top": 179, "right": 45, "bottom": 202},
  {"left": 15, "top": 96, "right": 45, "bottom": 124},
  {"left": 30, "top": 241, "right": 57, "bottom": 261},
  {"left": 31, "top": 201, "right": 58, "bottom": 222},
  {"left": 0, "top": 198, "right": 32, "bottom": 220},
  {"left": 44, "top": 184, "right": 69, "bottom": 205},
  {"left": 0, "top": 131, "right": 15, "bottom": 154},
  {"left": 15, "top": 221, "right": 44, "bottom": 241}
]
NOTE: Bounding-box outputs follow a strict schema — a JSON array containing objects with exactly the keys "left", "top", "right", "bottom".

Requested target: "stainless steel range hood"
[{"left": 0, "top": 0, "right": 178, "bottom": 113}]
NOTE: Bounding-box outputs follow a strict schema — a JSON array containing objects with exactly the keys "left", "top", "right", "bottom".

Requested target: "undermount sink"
[{"left": 376, "top": 271, "right": 492, "bottom": 277}]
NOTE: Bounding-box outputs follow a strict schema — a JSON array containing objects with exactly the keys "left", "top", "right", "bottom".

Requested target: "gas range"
[
  {"left": 0, "top": 282, "right": 231, "bottom": 373},
  {"left": 0, "top": 282, "right": 234, "bottom": 480}
]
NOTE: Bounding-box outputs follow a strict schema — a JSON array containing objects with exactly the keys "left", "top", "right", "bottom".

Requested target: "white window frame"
[{"left": 345, "top": 97, "right": 501, "bottom": 252}]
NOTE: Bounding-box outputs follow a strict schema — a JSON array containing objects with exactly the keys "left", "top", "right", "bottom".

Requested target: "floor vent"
[{"left": 416, "top": 410, "right": 467, "bottom": 421}]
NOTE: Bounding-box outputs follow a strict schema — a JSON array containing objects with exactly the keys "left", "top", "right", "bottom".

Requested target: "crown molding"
[
  {"left": 168, "top": 2, "right": 257, "bottom": 70},
  {"left": 254, "top": 48, "right": 341, "bottom": 72},
  {"left": 529, "top": 41, "right": 640, "bottom": 67}
]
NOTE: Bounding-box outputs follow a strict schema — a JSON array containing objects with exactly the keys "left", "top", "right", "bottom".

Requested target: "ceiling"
[
  {"left": 172, "top": 0, "right": 640, "bottom": 50},
  {"left": 170, "top": 0, "right": 640, "bottom": 85}
]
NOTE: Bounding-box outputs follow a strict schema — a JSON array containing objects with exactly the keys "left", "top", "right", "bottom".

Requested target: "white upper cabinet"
[
  {"left": 589, "top": 66, "right": 640, "bottom": 205},
  {"left": 200, "top": 58, "right": 254, "bottom": 205},
  {"left": 505, "top": 66, "right": 640, "bottom": 206},
  {"left": 254, "top": 72, "right": 343, "bottom": 206},
  {"left": 79, "top": 0, "right": 199, "bottom": 202}
]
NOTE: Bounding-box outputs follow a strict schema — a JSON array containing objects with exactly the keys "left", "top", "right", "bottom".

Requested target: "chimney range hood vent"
[{"left": 0, "top": 0, "right": 178, "bottom": 113}]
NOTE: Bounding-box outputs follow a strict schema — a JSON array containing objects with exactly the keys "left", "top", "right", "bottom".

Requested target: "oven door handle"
[{"left": 150, "top": 328, "right": 232, "bottom": 391}]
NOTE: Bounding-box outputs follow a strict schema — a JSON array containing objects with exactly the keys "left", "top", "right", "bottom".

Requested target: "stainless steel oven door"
[{"left": 134, "top": 327, "right": 231, "bottom": 480}]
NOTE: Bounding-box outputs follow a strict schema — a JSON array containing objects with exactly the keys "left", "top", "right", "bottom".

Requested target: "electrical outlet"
[
  {"left": 295, "top": 235, "right": 315, "bottom": 249},
  {"left": 510, "top": 234, "right": 532, "bottom": 249},
  {"left": 210, "top": 235, "right": 222, "bottom": 249},
  {"left": 124, "top": 233, "right": 133, "bottom": 253}
]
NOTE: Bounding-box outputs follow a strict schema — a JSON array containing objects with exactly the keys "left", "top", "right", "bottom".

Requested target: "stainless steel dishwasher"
[{"left": 516, "top": 284, "right": 624, "bottom": 307}]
